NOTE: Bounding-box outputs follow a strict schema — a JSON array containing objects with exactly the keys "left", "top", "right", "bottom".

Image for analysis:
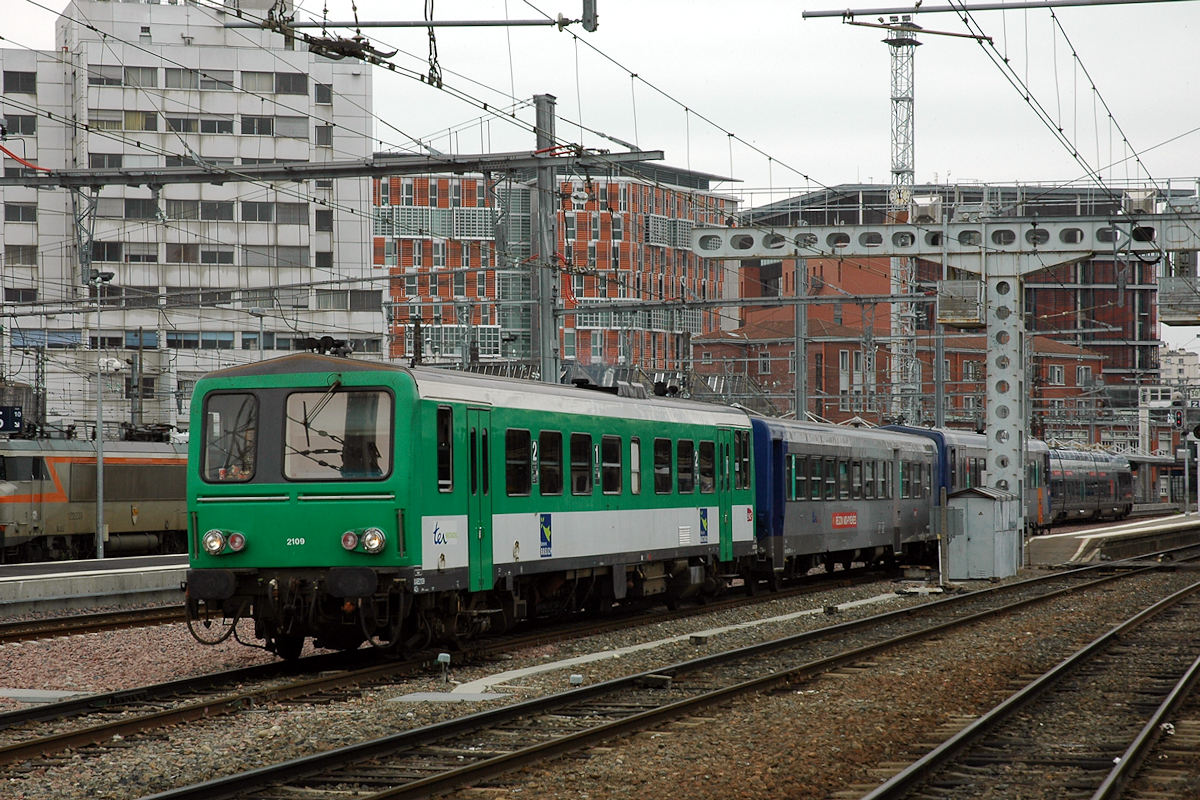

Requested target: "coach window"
[
  {"left": 863, "top": 460, "right": 876, "bottom": 499},
  {"left": 601, "top": 435, "right": 622, "bottom": 494},
  {"left": 810, "top": 458, "right": 823, "bottom": 500},
  {"left": 436, "top": 406, "right": 453, "bottom": 492},
  {"left": 677, "top": 440, "right": 695, "bottom": 494},
  {"left": 654, "top": 438, "right": 673, "bottom": 493},
  {"left": 698, "top": 441, "right": 716, "bottom": 494},
  {"left": 505, "top": 430, "right": 532, "bottom": 495},
  {"left": 784, "top": 455, "right": 795, "bottom": 500},
  {"left": 539, "top": 431, "right": 563, "bottom": 495},
  {"left": 901, "top": 462, "right": 912, "bottom": 499},
  {"left": 851, "top": 460, "right": 863, "bottom": 499},
  {"left": 794, "top": 455, "right": 807, "bottom": 500},
  {"left": 570, "top": 433, "right": 592, "bottom": 494},
  {"left": 838, "top": 459, "right": 850, "bottom": 499},
  {"left": 823, "top": 457, "right": 836, "bottom": 500},
  {"left": 630, "top": 437, "right": 642, "bottom": 494}
]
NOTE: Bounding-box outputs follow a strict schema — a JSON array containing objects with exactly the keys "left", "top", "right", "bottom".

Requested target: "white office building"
[{"left": 0, "top": 0, "right": 376, "bottom": 436}]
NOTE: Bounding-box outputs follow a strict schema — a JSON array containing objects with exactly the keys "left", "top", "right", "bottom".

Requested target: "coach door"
[
  {"left": 717, "top": 428, "right": 735, "bottom": 561},
  {"left": 466, "top": 408, "right": 493, "bottom": 592}
]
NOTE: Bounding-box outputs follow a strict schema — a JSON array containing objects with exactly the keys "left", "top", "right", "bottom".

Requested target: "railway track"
[
  {"left": 859, "top": 574, "right": 1200, "bottom": 799},
  {"left": 0, "top": 568, "right": 883, "bottom": 767},
  {"left": 130, "top": 558, "right": 1191, "bottom": 800},
  {"left": 0, "top": 605, "right": 184, "bottom": 645}
]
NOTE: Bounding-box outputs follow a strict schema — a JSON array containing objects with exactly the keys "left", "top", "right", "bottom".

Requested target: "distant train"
[
  {"left": 183, "top": 354, "right": 1135, "bottom": 659},
  {"left": 0, "top": 438, "right": 188, "bottom": 562}
]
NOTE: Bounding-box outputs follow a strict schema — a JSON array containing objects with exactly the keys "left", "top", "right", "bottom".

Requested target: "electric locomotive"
[
  {"left": 185, "top": 353, "right": 756, "bottom": 659},
  {"left": 0, "top": 438, "right": 187, "bottom": 562}
]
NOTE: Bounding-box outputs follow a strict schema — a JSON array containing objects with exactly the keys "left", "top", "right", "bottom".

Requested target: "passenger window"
[
  {"left": 698, "top": 441, "right": 715, "bottom": 494},
  {"left": 630, "top": 437, "right": 642, "bottom": 495},
  {"left": 810, "top": 458, "right": 823, "bottom": 500},
  {"left": 654, "top": 438, "right": 673, "bottom": 494},
  {"left": 436, "top": 406, "right": 453, "bottom": 492},
  {"left": 677, "top": 440, "right": 695, "bottom": 494},
  {"left": 601, "top": 435, "right": 622, "bottom": 494},
  {"left": 864, "top": 460, "right": 875, "bottom": 499},
  {"left": 795, "top": 455, "right": 807, "bottom": 501},
  {"left": 784, "top": 454, "right": 795, "bottom": 501},
  {"left": 838, "top": 459, "right": 850, "bottom": 499},
  {"left": 733, "top": 430, "right": 750, "bottom": 489},
  {"left": 539, "top": 431, "right": 563, "bottom": 495},
  {"left": 505, "top": 429, "right": 531, "bottom": 496},
  {"left": 570, "top": 433, "right": 592, "bottom": 494},
  {"left": 824, "top": 457, "right": 837, "bottom": 500},
  {"left": 851, "top": 460, "right": 863, "bottom": 500}
]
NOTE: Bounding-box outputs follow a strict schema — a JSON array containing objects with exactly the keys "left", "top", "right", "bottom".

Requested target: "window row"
[
  {"left": 87, "top": 67, "right": 320, "bottom": 97},
  {"left": 91, "top": 241, "right": 332, "bottom": 268},
  {"left": 784, "top": 454, "right": 930, "bottom": 501},
  {"left": 87, "top": 109, "right": 329, "bottom": 141},
  {"left": 434, "top": 414, "right": 750, "bottom": 498}
]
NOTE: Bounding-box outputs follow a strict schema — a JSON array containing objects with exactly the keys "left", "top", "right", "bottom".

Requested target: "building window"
[
  {"left": 165, "top": 199, "right": 199, "bottom": 220},
  {"left": 125, "top": 198, "right": 158, "bottom": 219},
  {"left": 242, "top": 202, "right": 274, "bottom": 222},
  {"left": 275, "top": 116, "right": 308, "bottom": 139},
  {"left": 201, "top": 248, "right": 234, "bottom": 265},
  {"left": 201, "top": 201, "right": 234, "bottom": 221},
  {"left": 165, "top": 68, "right": 200, "bottom": 89},
  {"left": 199, "top": 116, "right": 234, "bottom": 134},
  {"left": 165, "top": 116, "right": 198, "bottom": 133},
  {"left": 241, "top": 71, "right": 273, "bottom": 93},
  {"left": 6, "top": 114, "right": 35, "bottom": 136},
  {"left": 87, "top": 65, "right": 123, "bottom": 86},
  {"left": 276, "top": 202, "right": 308, "bottom": 225},
  {"left": 124, "top": 111, "right": 158, "bottom": 131},
  {"left": 274, "top": 72, "right": 307, "bottom": 94},
  {"left": 166, "top": 243, "right": 200, "bottom": 263},
  {"left": 4, "top": 203, "right": 36, "bottom": 223},
  {"left": 241, "top": 116, "right": 274, "bottom": 136},
  {"left": 3, "top": 71, "right": 36, "bottom": 94},
  {"left": 5, "top": 287, "right": 36, "bottom": 303},
  {"left": 199, "top": 70, "right": 235, "bottom": 91},
  {"left": 315, "top": 124, "right": 333, "bottom": 147},
  {"left": 314, "top": 82, "right": 333, "bottom": 104},
  {"left": 1076, "top": 365, "right": 1092, "bottom": 386},
  {"left": 1047, "top": 364, "right": 1065, "bottom": 385},
  {"left": 124, "top": 66, "right": 158, "bottom": 87},
  {"left": 759, "top": 352, "right": 771, "bottom": 374}
]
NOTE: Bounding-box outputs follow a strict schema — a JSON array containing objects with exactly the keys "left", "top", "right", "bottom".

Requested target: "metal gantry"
[{"left": 692, "top": 211, "right": 1200, "bottom": 537}]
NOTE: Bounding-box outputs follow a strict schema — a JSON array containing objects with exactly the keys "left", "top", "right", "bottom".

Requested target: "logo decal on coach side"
[
  {"left": 832, "top": 511, "right": 858, "bottom": 529},
  {"left": 539, "top": 513, "right": 552, "bottom": 558},
  {"left": 699, "top": 508, "right": 709, "bottom": 543}
]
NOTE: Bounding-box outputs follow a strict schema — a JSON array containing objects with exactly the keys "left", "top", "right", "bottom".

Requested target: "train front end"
[{"left": 185, "top": 354, "right": 413, "bottom": 659}]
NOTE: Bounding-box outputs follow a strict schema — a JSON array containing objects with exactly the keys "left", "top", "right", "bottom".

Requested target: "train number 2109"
[{"left": 286, "top": 537, "right": 306, "bottom": 547}]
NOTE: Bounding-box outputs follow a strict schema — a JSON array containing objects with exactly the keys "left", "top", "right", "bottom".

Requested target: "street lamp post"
[{"left": 91, "top": 269, "right": 114, "bottom": 559}]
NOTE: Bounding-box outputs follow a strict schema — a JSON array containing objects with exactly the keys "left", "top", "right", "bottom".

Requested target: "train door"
[
  {"left": 717, "top": 428, "right": 734, "bottom": 561},
  {"left": 466, "top": 407, "right": 493, "bottom": 592}
]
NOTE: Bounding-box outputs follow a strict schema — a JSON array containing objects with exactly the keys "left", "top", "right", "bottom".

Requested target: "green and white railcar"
[{"left": 186, "top": 354, "right": 754, "bottom": 658}]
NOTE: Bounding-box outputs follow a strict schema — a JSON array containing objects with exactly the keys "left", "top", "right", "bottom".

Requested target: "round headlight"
[
  {"left": 341, "top": 531, "right": 359, "bottom": 551},
  {"left": 361, "top": 527, "right": 386, "bottom": 554},
  {"left": 227, "top": 532, "right": 246, "bottom": 552},
  {"left": 202, "top": 529, "right": 226, "bottom": 555}
]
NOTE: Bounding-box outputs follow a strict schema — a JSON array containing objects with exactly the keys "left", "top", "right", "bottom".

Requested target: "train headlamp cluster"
[
  {"left": 202, "top": 529, "right": 246, "bottom": 556},
  {"left": 341, "top": 527, "right": 386, "bottom": 554}
]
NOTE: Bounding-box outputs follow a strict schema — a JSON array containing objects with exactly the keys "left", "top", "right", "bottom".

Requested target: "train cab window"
[
  {"left": 630, "top": 438, "right": 642, "bottom": 495},
  {"left": 284, "top": 390, "right": 392, "bottom": 480},
  {"left": 733, "top": 430, "right": 751, "bottom": 490},
  {"left": 794, "top": 455, "right": 808, "bottom": 501},
  {"left": 851, "top": 460, "right": 863, "bottom": 499},
  {"left": 203, "top": 392, "right": 258, "bottom": 482},
  {"left": 654, "top": 438, "right": 673, "bottom": 494},
  {"left": 601, "top": 435, "right": 622, "bottom": 494},
  {"left": 436, "top": 406, "right": 453, "bottom": 492},
  {"left": 539, "top": 431, "right": 563, "bottom": 495},
  {"left": 677, "top": 440, "right": 695, "bottom": 494},
  {"left": 0, "top": 455, "right": 46, "bottom": 481},
  {"left": 570, "top": 433, "right": 592, "bottom": 495},
  {"left": 863, "top": 461, "right": 876, "bottom": 499},
  {"left": 698, "top": 441, "right": 716, "bottom": 494},
  {"left": 810, "top": 458, "right": 823, "bottom": 500},
  {"left": 505, "top": 429, "right": 532, "bottom": 496}
]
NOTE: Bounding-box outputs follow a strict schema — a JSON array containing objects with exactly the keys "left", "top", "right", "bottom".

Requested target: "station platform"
[
  {"left": 0, "top": 554, "right": 186, "bottom": 616},
  {"left": 1027, "top": 514, "right": 1200, "bottom": 565}
]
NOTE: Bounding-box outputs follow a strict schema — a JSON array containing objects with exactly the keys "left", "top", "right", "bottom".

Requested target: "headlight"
[
  {"left": 202, "top": 529, "right": 226, "bottom": 555},
  {"left": 361, "top": 527, "right": 386, "bottom": 554},
  {"left": 341, "top": 531, "right": 359, "bottom": 551},
  {"left": 227, "top": 532, "right": 246, "bottom": 552}
]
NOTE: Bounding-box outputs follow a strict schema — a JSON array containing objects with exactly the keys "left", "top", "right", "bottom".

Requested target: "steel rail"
[
  {"left": 0, "top": 605, "right": 183, "bottom": 645},
  {"left": 137, "top": 558, "right": 1184, "bottom": 800},
  {"left": 860, "top": 580, "right": 1200, "bottom": 799}
]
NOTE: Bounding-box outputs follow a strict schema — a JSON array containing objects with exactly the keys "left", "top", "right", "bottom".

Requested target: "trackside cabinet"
[{"left": 943, "top": 487, "right": 1021, "bottom": 579}]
